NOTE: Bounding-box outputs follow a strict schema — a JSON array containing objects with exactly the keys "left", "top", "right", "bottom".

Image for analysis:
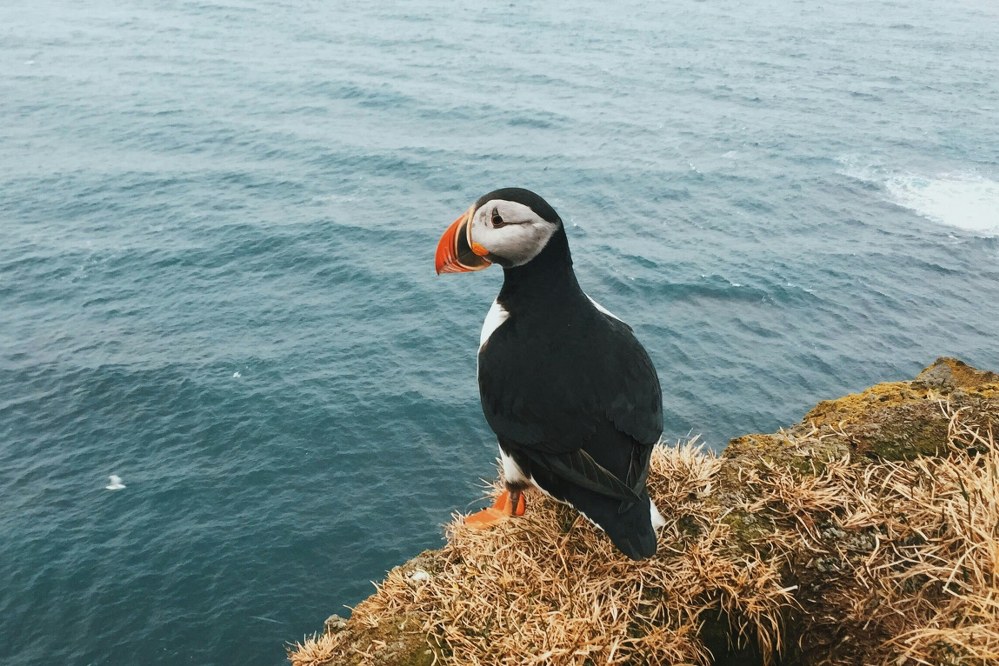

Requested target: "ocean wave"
[
  {"left": 885, "top": 172, "right": 999, "bottom": 235},
  {"left": 837, "top": 156, "right": 999, "bottom": 235}
]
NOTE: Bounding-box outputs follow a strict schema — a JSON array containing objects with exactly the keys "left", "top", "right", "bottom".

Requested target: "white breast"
[{"left": 479, "top": 299, "right": 510, "bottom": 349}]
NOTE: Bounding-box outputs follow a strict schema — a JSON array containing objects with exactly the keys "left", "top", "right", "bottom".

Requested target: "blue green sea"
[{"left": 2, "top": 0, "right": 998, "bottom": 663}]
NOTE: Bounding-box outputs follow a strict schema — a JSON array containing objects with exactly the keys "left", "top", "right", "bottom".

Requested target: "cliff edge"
[{"left": 289, "top": 357, "right": 999, "bottom": 666}]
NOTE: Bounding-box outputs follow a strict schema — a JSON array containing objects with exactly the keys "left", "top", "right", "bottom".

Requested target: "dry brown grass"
[
  {"left": 290, "top": 441, "right": 793, "bottom": 666},
  {"left": 808, "top": 406, "right": 999, "bottom": 666},
  {"left": 289, "top": 400, "right": 999, "bottom": 666},
  {"left": 730, "top": 402, "right": 999, "bottom": 666}
]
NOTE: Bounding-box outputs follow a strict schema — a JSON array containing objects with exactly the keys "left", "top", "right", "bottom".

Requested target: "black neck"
[{"left": 497, "top": 224, "right": 583, "bottom": 308}]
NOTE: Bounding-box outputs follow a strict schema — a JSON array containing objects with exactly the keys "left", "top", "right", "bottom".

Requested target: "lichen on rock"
[{"left": 288, "top": 358, "right": 999, "bottom": 666}]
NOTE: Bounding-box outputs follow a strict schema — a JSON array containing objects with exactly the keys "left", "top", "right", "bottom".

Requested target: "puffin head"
[{"left": 435, "top": 188, "right": 562, "bottom": 274}]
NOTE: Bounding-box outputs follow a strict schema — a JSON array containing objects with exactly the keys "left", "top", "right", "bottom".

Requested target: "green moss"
[
  {"left": 865, "top": 416, "right": 951, "bottom": 461},
  {"left": 802, "top": 382, "right": 930, "bottom": 430},
  {"left": 722, "top": 432, "right": 845, "bottom": 479},
  {"left": 345, "top": 613, "right": 437, "bottom": 666},
  {"left": 721, "top": 509, "right": 772, "bottom": 547}
]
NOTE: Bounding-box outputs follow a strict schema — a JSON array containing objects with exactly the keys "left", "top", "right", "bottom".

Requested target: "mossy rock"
[
  {"left": 913, "top": 356, "right": 999, "bottom": 390},
  {"left": 791, "top": 357, "right": 999, "bottom": 460},
  {"left": 337, "top": 612, "right": 435, "bottom": 666}
]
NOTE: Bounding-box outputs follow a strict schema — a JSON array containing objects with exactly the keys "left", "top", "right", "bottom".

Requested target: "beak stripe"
[{"left": 435, "top": 206, "right": 492, "bottom": 274}]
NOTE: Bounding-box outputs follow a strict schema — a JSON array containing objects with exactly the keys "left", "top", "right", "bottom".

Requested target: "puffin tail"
[
  {"left": 512, "top": 445, "right": 661, "bottom": 560},
  {"left": 597, "top": 492, "right": 659, "bottom": 561}
]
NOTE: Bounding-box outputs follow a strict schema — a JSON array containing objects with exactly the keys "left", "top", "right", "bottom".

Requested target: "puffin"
[{"left": 435, "top": 187, "right": 665, "bottom": 560}]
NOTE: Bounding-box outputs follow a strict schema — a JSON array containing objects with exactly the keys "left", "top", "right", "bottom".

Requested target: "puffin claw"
[
  {"left": 510, "top": 489, "right": 526, "bottom": 516},
  {"left": 464, "top": 489, "right": 528, "bottom": 528}
]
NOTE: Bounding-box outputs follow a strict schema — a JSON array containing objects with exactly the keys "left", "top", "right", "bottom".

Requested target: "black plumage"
[{"left": 475, "top": 192, "right": 663, "bottom": 560}]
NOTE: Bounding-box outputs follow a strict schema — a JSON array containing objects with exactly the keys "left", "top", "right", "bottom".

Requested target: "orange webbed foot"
[
  {"left": 510, "top": 489, "right": 526, "bottom": 516},
  {"left": 464, "top": 489, "right": 527, "bottom": 528}
]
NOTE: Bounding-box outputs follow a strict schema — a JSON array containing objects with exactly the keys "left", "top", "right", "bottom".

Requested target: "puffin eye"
[{"left": 491, "top": 208, "right": 505, "bottom": 227}]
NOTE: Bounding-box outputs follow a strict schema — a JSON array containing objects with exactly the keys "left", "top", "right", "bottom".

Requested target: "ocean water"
[{"left": 2, "top": 0, "right": 998, "bottom": 663}]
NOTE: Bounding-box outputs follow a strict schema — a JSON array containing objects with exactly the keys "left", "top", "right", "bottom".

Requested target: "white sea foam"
[
  {"left": 838, "top": 157, "right": 999, "bottom": 235},
  {"left": 885, "top": 173, "right": 999, "bottom": 235}
]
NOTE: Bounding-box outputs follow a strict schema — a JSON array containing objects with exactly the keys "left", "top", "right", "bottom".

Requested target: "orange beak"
[{"left": 435, "top": 205, "right": 493, "bottom": 274}]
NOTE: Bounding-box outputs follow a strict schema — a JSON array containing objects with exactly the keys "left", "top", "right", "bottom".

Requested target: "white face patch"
[{"left": 469, "top": 199, "right": 557, "bottom": 267}]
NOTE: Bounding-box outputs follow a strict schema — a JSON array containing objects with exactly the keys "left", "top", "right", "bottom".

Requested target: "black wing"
[{"left": 478, "top": 306, "right": 662, "bottom": 498}]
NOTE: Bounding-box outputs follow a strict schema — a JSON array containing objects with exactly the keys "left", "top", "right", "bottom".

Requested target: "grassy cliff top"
[{"left": 290, "top": 358, "right": 999, "bottom": 666}]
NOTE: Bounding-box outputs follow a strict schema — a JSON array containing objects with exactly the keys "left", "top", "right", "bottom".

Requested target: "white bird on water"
[{"left": 106, "top": 475, "right": 126, "bottom": 491}]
